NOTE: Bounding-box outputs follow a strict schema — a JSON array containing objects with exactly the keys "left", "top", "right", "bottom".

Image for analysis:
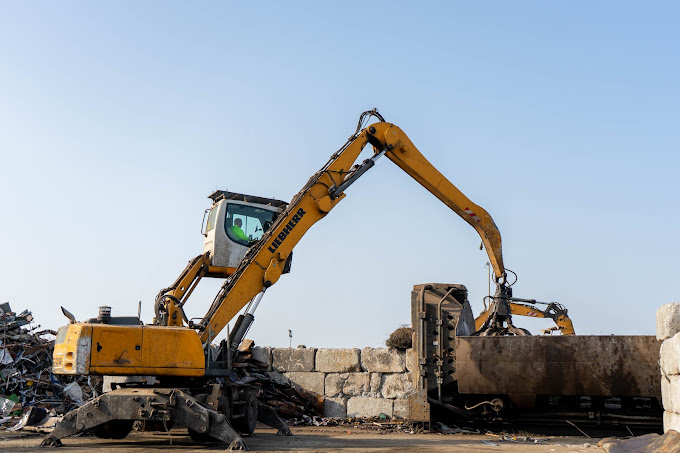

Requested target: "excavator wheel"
[
  {"left": 232, "top": 390, "right": 258, "bottom": 435},
  {"left": 91, "top": 420, "right": 134, "bottom": 439}
]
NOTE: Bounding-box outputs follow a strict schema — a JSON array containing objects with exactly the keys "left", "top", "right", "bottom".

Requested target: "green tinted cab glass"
[{"left": 225, "top": 203, "right": 278, "bottom": 245}]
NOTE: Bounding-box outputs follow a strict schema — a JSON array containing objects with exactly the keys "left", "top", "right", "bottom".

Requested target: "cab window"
[
  {"left": 205, "top": 206, "right": 218, "bottom": 232},
  {"left": 225, "top": 203, "right": 278, "bottom": 246}
]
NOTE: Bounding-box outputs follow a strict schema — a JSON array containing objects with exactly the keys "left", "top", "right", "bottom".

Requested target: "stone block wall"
[
  {"left": 254, "top": 346, "right": 415, "bottom": 419},
  {"left": 657, "top": 303, "right": 680, "bottom": 432}
]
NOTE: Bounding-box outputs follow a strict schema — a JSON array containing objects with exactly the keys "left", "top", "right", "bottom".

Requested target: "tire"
[
  {"left": 232, "top": 391, "right": 258, "bottom": 435},
  {"left": 92, "top": 420, "right": 134, "bottom": 439},
  {"left": 216, "top": 396, "right": 231, "bottom": 419}
]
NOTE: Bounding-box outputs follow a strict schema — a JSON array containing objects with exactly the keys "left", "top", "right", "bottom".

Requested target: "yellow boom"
[
  {"left": 53, "top": 111, "right": 519, "bottom": 378},
  {"left": 198, "top": 119, "right": 506, "bottom": 343}
]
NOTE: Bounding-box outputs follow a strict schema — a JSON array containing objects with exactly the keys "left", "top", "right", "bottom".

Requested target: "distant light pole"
[{"left": 288, "top": 330, "right": 292, "bottom": 348}]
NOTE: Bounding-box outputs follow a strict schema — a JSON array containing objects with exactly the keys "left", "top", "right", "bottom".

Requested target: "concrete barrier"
[
  {"left": 661, "top": 374, "right": 680, "bottom": 414},
  {"left": 361, "top": 347, "right": 406, "bottom": 373},
  {"left": 347, "top": 396, "right": 394, "bottom": 418},
  {"left": 272, "top": 347, "right": 316, "bottom": 372},
  {"left": 661, "top": 334, "right": 680, "bottom": 377},
  {"left": 264, "top": 346, "right": 413, "bottom": 418},
  {"left": 316, "top": 349, "right": 361, "bottom": 373},
  {"left": 284, "top": 372, "right": 325, "bottom": 395},
  {"left": 657, "top": 303, "right": 680, "bottom": 341},
  {"left": 657, "top": 303, "right": 680, "bottom": 432}
]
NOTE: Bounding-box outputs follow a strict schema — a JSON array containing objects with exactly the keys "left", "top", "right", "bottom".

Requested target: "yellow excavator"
[
  {"left": 45, "top": 110, "right": 573, "bottom": 448},
  {"left": 475, "top": 296, "right": 575, "bottom": 335}
]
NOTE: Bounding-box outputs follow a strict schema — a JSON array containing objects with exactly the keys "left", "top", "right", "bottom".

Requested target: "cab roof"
[{"left": 208, "top": 190, "right": 288, "bottom": 209}]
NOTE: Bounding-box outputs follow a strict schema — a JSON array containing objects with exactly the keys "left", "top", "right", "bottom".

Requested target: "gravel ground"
[{"left": 0, "top": 426, "right": 602, "bottom": 452}]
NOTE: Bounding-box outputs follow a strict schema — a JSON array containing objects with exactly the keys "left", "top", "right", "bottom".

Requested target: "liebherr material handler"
[{"left": 45, "top": 110, "right": 573, "bottom": 448}]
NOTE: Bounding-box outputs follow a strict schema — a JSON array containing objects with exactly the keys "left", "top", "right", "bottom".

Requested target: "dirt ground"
[{"left": 0, "top": 426, "right": 603, "bottom": 452}]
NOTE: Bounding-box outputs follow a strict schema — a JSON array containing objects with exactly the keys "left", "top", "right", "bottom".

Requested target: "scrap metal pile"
[
  {"left": 232, "top": 344, "right": 324, "bottom": 418},
  {"left": 0, "top": 303, "right": 100, "bottom": 430}
]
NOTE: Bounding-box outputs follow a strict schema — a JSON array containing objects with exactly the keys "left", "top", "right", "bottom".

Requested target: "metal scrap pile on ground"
[
  {"left": 0, "top": 302, "right": 100, "bottom": 429},
  {"left": 232, "top": 345, "right": 324, "bottom": 419}
]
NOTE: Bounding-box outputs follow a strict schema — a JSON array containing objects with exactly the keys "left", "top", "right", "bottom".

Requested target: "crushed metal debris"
[
  {"left": 0, "top": 303, "right": 101, "bottom": 432},
  {"left": 486, "top": 433, "right": 551, "bottom": 444},
  {"left": 232, "top": 346, "right": 324, "bottom": 419},
  {"left": 287, "top": 414, "right": 425, "bottom": 434}
]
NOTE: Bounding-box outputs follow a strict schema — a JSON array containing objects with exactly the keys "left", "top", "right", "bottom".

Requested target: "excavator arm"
[
  {"left": 198, "top": 112, "right": 507, "bottom": 343},
  {"left": 475, "top": 300, "right": 575, "bottom": 335},
  {"left": 378, "top": 125, "right": 505, "bottom": 284}
]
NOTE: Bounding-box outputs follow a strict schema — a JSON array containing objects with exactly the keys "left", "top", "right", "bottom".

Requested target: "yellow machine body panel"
[
  {"left": 53, "top": 324, "right": 205, "bottom": 377},
  {"left": 90, "top": 325, "right": 142, "bottom": 368},
  {"left": 53, "top": 324, "right": 92, "bottom": 375},
  {"left": 133, "top": 325, "right": 205, "bottom": 374}
]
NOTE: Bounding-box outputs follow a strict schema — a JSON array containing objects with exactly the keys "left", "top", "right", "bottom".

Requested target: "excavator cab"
[{"left": 203, "top": 191, "right": 288, "bottom": 269}]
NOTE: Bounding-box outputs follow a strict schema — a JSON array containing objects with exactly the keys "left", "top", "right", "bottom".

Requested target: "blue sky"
[{"left": 1, "top": 2, "right": 678, "bottom": 347}]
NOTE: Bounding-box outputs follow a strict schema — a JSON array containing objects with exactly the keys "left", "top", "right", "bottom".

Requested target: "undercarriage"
[{"left": 41, "top": 381, "right": 291, "bottom": 449}]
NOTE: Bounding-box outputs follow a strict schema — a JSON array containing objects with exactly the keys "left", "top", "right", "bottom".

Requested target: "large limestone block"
[
  {"left": 323, "top": 397, "right": 348, "bottom": 418},
  {"left": 361, "top": 348, "right": 406, "bottom": 373},
  {"left": 272, "top": 347, "right": 316, "bottom": 372},
  {"left": 325, "top": 373, "right": 345, "bottom": 397},
  {"left": 251, "top": 346, "right": 272, "bottom": 370},
  {"left": 343, "top": 373, "right": 370, "bottom": 396},
  {"left": 324, "top": 373, "right": 371, "bottom": 397},
  {"left": 393, "top": 398, "right": 409, "bottom": 419},
  {"left": 284, "top": 372, "right": 325, "bottom": 395},
  {"left": 599, "top": 431, "right": 680, "bottom": 451},
  {"left": 316, "top": 349, "right": 361, "bottom": 373},
  {"left": 369, "top": 373, "right": 382, "bottom": 394},
  {"left": 405, "top": 348, "right": 417, "bottom": 373},
  {"left": 660, "top": 333, "right": 680, "bottom": 376},
  {"left": 657, "top": 303, "right": 680, "bottom": 341},
  {"left": 662, "top": 375, "right": 680, "bottom": 413},
  {"left": 347, "top": 397, "right": 393, "bottom": 418},
  {"left": 664, "top": 411, "right": 680, "bottom": 433},
  {"left": 381, "top": 373, "right": 414, "bottom": 399}
]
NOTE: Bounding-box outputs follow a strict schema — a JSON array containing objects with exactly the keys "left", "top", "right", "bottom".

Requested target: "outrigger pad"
[
  {"left": 257, "top": 402, "right": 292, "bottom": 436},
  {"left": 40, "top": 387, "right": 246, "bottom": 448}
]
